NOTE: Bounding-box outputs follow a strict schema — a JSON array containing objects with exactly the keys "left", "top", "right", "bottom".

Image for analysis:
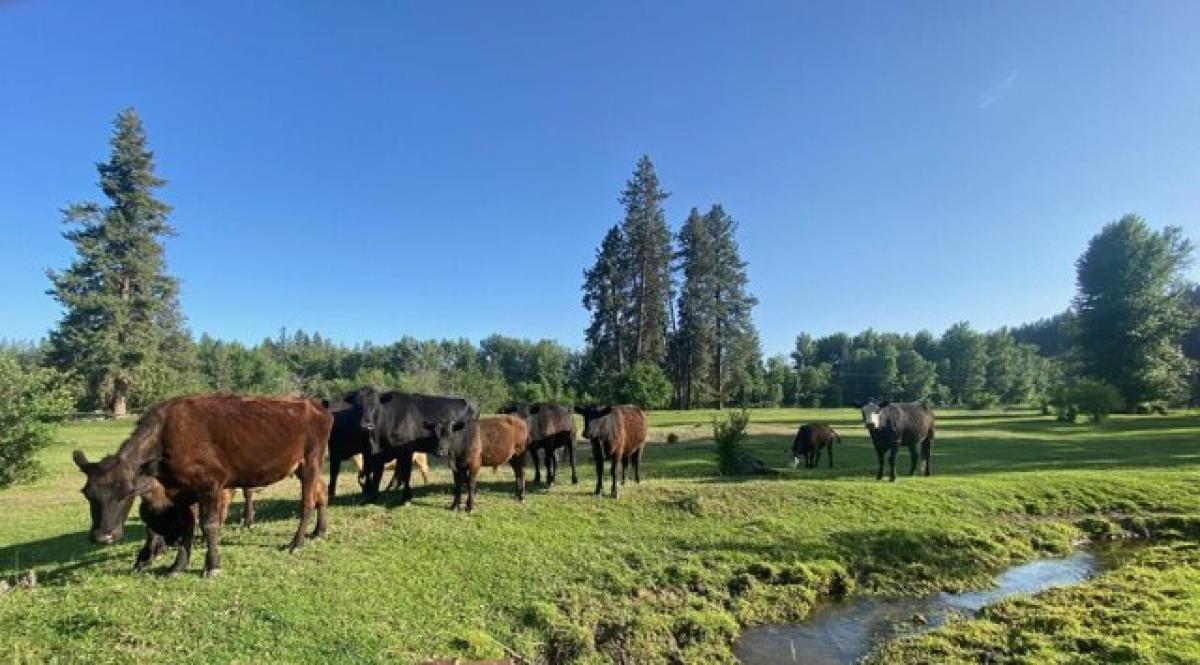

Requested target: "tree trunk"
[{"left": 111, "top": 379, "right": 129, "bottom": 418}]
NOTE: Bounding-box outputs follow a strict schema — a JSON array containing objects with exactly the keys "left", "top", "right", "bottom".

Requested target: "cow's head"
[
  {"left": 574, "top": 405, "right": 613, "bottom": 440},
  {"left": 73, "top": 450, "right": 158, "bottom": 545},
  {"left": 856, "top": 400, "right": 888, "bottom": 429},
  {"left": 424, "top": 419, "right": 468, "bottom": 457},
  {"left": 497, "top": 403, "right": 528, "bottom": 417},
  {"left": 344, "top": 387, "right": 387, "bottom": 454},
  {"left": 789, "top": 431, "right": 811, "bottom": 468}
]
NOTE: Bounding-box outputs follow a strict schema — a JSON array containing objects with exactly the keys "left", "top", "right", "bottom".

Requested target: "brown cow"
[
  {"left": 575, "top": 405, "right": 647, "bottom": 498},
  {"left": 74, "top": 395, "right": 333, "bottom": 577},
  {"left": 425, "top": 415, "right": 529, "bottom": 512},
  {"left": 790, "top": 423, "right": 840, "bottom": 469}
]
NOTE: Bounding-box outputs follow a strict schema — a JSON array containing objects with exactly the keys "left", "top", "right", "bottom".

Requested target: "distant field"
[{"left": 1, "top": 409, "right": 1198, "bottom": 663}]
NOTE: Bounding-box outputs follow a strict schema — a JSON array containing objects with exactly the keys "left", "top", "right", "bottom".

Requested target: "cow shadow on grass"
[{"left": 0, "top": 524, "right": 150, "bottom": 584}]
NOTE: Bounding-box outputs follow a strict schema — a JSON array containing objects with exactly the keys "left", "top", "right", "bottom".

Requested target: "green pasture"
[{"left": 1, "top": 409, "right": 1198, "bottom": 663}]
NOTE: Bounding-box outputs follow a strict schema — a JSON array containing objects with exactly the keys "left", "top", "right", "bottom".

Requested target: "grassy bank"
[{"left": 1, "top": 409, "right": 1198, "bottom": 663}]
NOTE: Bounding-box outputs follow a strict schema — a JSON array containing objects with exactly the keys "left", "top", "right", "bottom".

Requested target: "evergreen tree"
[
  {"left": 704, "top": 204, "right": 758, "bottom": 408},
  {"left": 938, "top": 322, "right": 988, "bottom": 405},
  {"left": 670, "top": 208, "right": 714, "bottom": 408},
  {"left": 1074, "top": 215, "right": 1194, "bottom": 405},
  {"left": 46, "top": 109, "right": 188, "bottom": 415},
  {"left": 618, "top": 156, "right": 672, "bottom": 366},
  {"left": 582, "top": 225, "right": 630, "bottom": 378}
]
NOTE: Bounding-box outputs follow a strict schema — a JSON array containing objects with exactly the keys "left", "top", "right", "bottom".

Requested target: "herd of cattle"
[{"left": 72, "top": 390, "right": 934, "bottom": 577}]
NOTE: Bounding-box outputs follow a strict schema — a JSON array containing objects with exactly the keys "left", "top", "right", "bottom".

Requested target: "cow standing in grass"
[
  {"left": 342, "top": 387, "right": 477, "bottom": 505},
  {"left": 425, "top": 415, "right": 530, "bottom": 512},
  {"left": 322, "top": 399, "right": 431, "bottom": 499},
  {"left": 73, "top": 395, "right": 332, "bottom": 577},
  {"left": 855, "top": 400, "right": 935, "bottom": 481},
  {"left": 790, "top": 423, "right": 840, "bottom": 469},
  {"left": 575, "top": 405, "right": 646, "bottom": 498},
  {"left": 500, "top": 402, "right": 578, "bottom": 486}
]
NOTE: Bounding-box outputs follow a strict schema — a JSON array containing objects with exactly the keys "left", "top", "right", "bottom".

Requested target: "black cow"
[
  {"left": 500, "top": 402, "right": 578, "bottom": 486},
  {"left": 854, "top": 400, "right": 935, "bottom": 481},
  {"left": 342, "top": 387, "right": 477, "bottom": 504}
]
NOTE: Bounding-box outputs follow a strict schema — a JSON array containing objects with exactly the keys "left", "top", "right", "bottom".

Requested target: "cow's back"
[
  {"left": 529, "top": 403, "right": 574, "bottom": 441},
  {"left": 160, "top": 395, "right": 331, "bottom": 489},
  {"left": 614, "top": 406, "right": 647, "bottom": 455},
  {"left": 881, "top": 403, "right": 935, "bottom": 441},
  {"left": 476, "top": 415, "right": 529, "bottom": 467}
]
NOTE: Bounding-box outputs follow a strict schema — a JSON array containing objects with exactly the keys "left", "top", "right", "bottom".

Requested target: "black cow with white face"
[
  {"left": 342, "top": 387, "right": 477, "bottom": 504},
  {"left": 854, "top": 400, "right": 936, "bottom": 481}
]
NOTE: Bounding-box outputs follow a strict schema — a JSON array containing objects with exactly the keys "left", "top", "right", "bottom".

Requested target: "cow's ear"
[
  {"left": 528, "top": 405, "right": 541, "bottom": 415},
  {"left": 878, "top": 400, "right": 891, "bottom": 408},
  {"left": 452, "top": 420, "right": 466, "bottom": 432},
  {"left": 72, "top": 449, "right": 90, "bottom": 471}
]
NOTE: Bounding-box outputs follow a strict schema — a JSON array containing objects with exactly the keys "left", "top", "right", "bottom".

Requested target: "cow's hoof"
[
  {"left": 203, "top": 568, "right": 221, "bottom": 579},
  {"left": 571, "top": 478, "right": 579, "bottom": 485}
]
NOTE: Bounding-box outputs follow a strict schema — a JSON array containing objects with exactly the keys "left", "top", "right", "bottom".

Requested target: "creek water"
[{"left": 734, "top": 549, "right": 1111, "bottom": 664}]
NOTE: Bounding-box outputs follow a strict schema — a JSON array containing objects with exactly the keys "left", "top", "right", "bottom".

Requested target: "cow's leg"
[
  {"left": 874, "top": 444, "right": 885, "bottom": 481},
  {"left": 888, "top": 445, "right": 898, "bottom": 482},
  {"left": 289, "top": 464, "right": 317, "bottom": 553},
  {"left": 592, "top": 441, "right": 605, "bottom": 496},
  {"left": 311, "top": 477, "right": 328, "bottom": 539},
  {"left": 907, "top": 441, "right": 919, "bottom": 476},
  {"left": 531, "top": 447, "right": 543, "bottom": 485},
  {"left": 395, "top": 450, "right": 415, "bottom": 506},
  {"left": 328, "top": 455, "right": 343, "bottom": 499},
  {"left": 567, "top": 438, "right": 579, "bottom": 485},
  {"left": 241, "top": 488, "right": 255, "bottom": 528},
  {"left": 828, "top": 441, "right": 834, "bottom": 469},
  {"left": 134, "top": 530, "right": 166, "bottom": 572},
  {"left": 465, "top": 466, "right": 480, "bottom": 513},
  {"left": 512, "top": 455, "right": 526, "bottom": 503},
  {"left": 449, "top": 463, "right": 464, "bottom": 510},
  {"left": 546, "top": 446, "right": 558, "bottom": 486},
  {"left": 610, "top": 452, "right": 623, "bottom": 499},
  {"left": 415, "top": 454, "right": 431, "bottom": 485},
  {"left": 200, "top": 494, "right": 224, "bottom": 578},
  {"left": 922, "top": 433, "right": 934, "bottom": 477},
  {"left": 361, "top": 454, "right": 385, "bottom": 503},
  {"left": 813, "top": 448, "right": 822, "bottom": 469},
  {"left": 632, "top": 447, "right": 642, "bottom": 483},
  {"left": 166, "top": 509, "right": 196, "bottom": 577}
]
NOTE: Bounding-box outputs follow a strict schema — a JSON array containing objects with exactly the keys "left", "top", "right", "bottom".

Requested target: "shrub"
[
  {"left": 0, "top": 357, "right": 75, "bottom": 488},
  {"left": 1069, "top": 379, "right": 1123, "bottom": 424},
  {"left": 606, "top": 362, "right": 672, "bottom": 409},
  {"left": 712, "top": 409, "right": 750, "bottom": 476},
  {"left": 666, "top": 432, "right": 680, "bottom": 444}
]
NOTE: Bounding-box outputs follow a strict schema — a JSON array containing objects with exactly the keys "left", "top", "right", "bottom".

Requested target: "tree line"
[{"left": 11, "top": 109, "right": 1200, "bottom": 421}]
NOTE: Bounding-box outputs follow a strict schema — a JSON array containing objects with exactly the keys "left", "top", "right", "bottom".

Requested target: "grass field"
[{"left": 1, "top": 408, "right": 1198, "bottom": 663}]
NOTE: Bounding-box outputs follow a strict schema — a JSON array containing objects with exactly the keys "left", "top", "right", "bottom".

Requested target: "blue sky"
[{"left": 2, "top": 1, "right": 1198, "bottom": 356}]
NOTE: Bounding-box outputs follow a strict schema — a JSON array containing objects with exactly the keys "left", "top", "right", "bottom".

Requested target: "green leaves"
[{"left": 0, "top": 355, "right": 74, "bottom": 488}]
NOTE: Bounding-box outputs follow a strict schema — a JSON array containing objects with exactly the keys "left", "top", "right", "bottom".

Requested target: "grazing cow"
[
  {"left": 425, "top": 415, "right": 530, "bottom": 512},
  {"left": 854, "top": 400, "right": 936, "bottom": 481},
  {"left": 73, "top": 395, "right": 333, "bottom": 577},
  {"left": 499, "top": 402, "right": 578, "bottom": 486},
  {"left": 322, "top": 399, "right": 431, "bottom": 499},
  {"left": 790, "top": 423, "right": 840, "bottom": 469},
  {"left": 574, "top": 405, "right": 647, "bottom": 498},
  {"left": 342, "top": 387, "right": 477, "bottom": 504}
]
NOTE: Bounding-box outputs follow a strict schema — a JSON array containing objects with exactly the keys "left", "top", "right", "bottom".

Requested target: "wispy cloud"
[{"left": 978, "top": 70, "right": 1018, "bottom": 110}]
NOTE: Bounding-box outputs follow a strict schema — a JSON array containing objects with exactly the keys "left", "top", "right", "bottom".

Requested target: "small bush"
[
  {"left": 0, "top": 357, "right": 74, "bottom": 489},
  {"left": 666, "top": 432, "right": 680, "bottom": 444},
  {"left": 1069, "top": 379, "right": 1122, "bottom": 423},
  {"left": 712, "top": 409, "right": 751, "bottom": 476},
  {"left": 967, "top": 391, "right": 1000, "bottom": 410}
]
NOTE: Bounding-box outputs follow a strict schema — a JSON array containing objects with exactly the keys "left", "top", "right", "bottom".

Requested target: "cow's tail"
[{"left": 830, "top": 428, "right": 841, "bottom": 447}]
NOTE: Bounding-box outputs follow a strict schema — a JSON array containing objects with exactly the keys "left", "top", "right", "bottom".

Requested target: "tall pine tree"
[
  {"left": 582, "top": 225, "right": 630, "bottom": 378},
  {"left": 671, "top": 208, "right": 714, "bottom": 409},
  {"left": 619, "top": 156, "right": 672, "bottom": 366},
  {"left": 704, "top": 204, "right": 758, "bottom": 408},
  {"left": 47, "top": 109, "right": 188, "bottom": 416}
]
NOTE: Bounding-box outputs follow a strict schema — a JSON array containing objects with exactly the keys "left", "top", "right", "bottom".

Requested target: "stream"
[{"left": 734, "top": 548, "right": 1114, "bottom": 664}]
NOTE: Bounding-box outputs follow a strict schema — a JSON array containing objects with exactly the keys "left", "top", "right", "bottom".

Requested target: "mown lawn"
[{"left": 1, "top": 408, "right": 1198, "bottom": 663}]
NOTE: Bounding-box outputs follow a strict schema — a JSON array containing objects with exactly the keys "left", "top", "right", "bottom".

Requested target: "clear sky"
[{"left": 2, "top": 1, "right": 1198, "bottom": 356}]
